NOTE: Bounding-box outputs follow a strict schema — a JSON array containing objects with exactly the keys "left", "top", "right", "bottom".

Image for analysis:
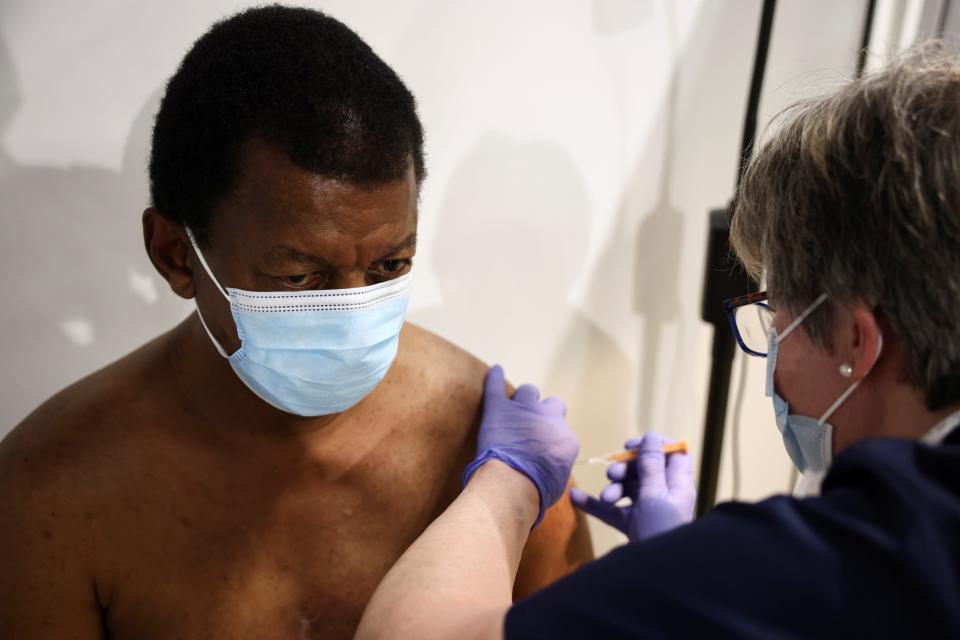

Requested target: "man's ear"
[
  {"left": 847, "top": 303, "right": 883, "bottom": 379},
  {"left": 142, "top": 207, "right": 195, "bottom": 300}
]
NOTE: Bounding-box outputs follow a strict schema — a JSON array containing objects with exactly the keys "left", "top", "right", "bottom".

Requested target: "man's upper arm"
[
  {"left": 407, "top": 330, "right": 595, "bottom": 601},
  {"left": 0, "top": 435, "right": 104, "bottom": 638},
  {"left": 495, "top": 372, "right": 594, "bottom": 599},
  {"left": 513, "top": 478, "right": 593, "bottom": 599}
]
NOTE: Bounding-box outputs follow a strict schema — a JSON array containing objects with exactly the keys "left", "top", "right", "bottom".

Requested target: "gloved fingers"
[
  {"left": 484, "top": 365, "right": 508, "bottom": 402},
  {"left": 665, "top": 448, "right": 693, "bottom": 489},
  {"left": 600, "top": 482, "right": 625, "bottom": 504},
  {"left": 600, "top": 478, "right": 639, "bottom": 503},
  {"left": 606, "top": 461, "right": 632, "bottom": 482},
  {"left": 636, "top": 432, "right": 668, "bottom": 500},
  {"left": 666, "top": 451, "right": 697, "bottom": 514},
  {"left": 512, "top": 384, "right": 542, "bottom": 406},
  {"left": 570, "top": 488, "right": 627, "bottom": 533},
  {"left": 540, "top": 396, "right": 567, "bottom": 418}
]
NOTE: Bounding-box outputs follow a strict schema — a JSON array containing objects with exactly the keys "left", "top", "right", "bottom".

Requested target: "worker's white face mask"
[
  {"left": 186, "top": 228, "right": 411, "bottom": 417},
  {"left": 765, "top": 294, "right": 883, "bottom": 475}
]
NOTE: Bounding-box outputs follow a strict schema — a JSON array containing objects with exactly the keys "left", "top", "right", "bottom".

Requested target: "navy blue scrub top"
[{"left": 506, "top": 428, "right": 960, "bottom": 638}]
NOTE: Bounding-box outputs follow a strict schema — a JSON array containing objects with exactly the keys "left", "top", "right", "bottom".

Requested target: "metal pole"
[
  {"left": 695, "top": 0, "right": 777, "bottom": 517},
  {"left": 856, "top": 0, "right": 878, "bottom": 78}
]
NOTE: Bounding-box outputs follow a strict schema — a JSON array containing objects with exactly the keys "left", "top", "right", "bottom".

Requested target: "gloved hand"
[
  {"left": 570, "top": 432, "right": 696, "bottom": 542},
  {"left": 462, "top": 365, "right": 580, "bottom": 528}
]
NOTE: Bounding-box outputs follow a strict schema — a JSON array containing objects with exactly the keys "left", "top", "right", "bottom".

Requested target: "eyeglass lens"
[{"left": 734, "top": 303, "right": 774, "bottom": 355}]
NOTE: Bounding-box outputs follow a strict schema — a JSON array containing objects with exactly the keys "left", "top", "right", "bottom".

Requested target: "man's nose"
[{"left": 325, "top": 270, "right": 370, "bottom": 290}]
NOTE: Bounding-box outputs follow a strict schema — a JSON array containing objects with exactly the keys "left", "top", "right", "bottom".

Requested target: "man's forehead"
[{"left": 215, "top": 145, "right": 415, "bottom": 229}]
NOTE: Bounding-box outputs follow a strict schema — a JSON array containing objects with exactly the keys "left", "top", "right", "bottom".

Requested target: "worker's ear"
[
  {"left": 142, "top": 207, "right": 196, "bottom": 300},
  {"left": 843, "top": 302, "right": 883, "bottom": 380}
]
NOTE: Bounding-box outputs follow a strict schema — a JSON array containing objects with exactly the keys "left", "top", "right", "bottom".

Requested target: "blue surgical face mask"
[
  {"left": 186, "top": 229, "right": 410, "bottom": 417},
  {"left": 764, "top": 294, "right": 882, "bottom": 473}
]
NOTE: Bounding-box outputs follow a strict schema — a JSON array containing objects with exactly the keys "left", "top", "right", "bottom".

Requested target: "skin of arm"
[
  {"left": 0, "top": 431, "right": 104, "bottom": 638},
  {"left": 494, "top": 377, "right": 592, "bottom": 595},
  {"left": 355, "top": 460, "right": 539, "bottom": 640},
  {"left": 514, "top": 477, "right": 591, "bottom": 598}
]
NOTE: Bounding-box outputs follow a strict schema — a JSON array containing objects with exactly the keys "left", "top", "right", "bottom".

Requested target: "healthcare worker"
[{"left": 356, "top": 43, "right": 960, "bottom": 639}]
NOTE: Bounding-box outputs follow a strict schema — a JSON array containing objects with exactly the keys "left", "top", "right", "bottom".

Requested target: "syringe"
[{"left": 576, "top": 439, "right": 689, "bottom": 465}]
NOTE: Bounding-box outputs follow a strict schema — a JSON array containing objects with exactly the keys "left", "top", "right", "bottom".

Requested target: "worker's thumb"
[{"left": 484, "top": 365, "right": 507, "bottom": 402}]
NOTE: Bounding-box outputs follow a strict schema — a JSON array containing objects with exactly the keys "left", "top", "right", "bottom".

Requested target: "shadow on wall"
[
  {"left": 580, "top": 0, "right": 691, "bottom": 439},
  {"left": 580, "top": 0, "right": 796, "bottom": 504},
  {"left": 592, "top": 0, "right": 655, "bottom": 35},
  {"left": 628, "top": 6, "right": 686, "bottom": 437},
  {"left": 411, "top": 134, "right": 633, "bottom": 464},
  {"left": 0, "top": 36, "right": 191, "bottom": 430}
]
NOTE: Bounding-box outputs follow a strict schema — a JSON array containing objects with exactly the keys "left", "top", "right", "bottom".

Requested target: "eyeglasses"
[{"left": 724, "top": 291, "right": 774, "bottom": 358}]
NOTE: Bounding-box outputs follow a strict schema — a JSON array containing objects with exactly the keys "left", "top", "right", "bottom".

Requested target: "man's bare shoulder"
[
  {"left": 396, "top": 322, "right": 491, "bottom": 408},
  {"left": 0, "top": 331, "right": 186, "bottom": 636},
  {"left": 0, "top": 330, "right": 173, "bottom": 499},
  {"left": 395, "top": 323, "right": 596, "bottom": 588}
]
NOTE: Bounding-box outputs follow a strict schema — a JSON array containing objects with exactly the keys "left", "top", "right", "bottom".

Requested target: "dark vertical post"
[
  {"left": 936, "top": 0, "right": 951, "bottom": 36},
  {"left": 695, "top": 0, "right": 777, "bottom": 517},
  {"left": 856, "top": 0, "right": 877, "bottom": 78}
]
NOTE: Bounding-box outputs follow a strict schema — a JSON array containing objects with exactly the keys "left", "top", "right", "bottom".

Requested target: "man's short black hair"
[{"left": 149, "top": 5, "right": 425, "bottom": 243}]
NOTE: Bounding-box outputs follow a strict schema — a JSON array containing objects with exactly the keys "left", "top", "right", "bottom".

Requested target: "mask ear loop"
[
  {"left": 819, "top": 332, "right": 884, "bottom": 426},
  {"left": 767, "top": 293, "right": 829, "bottom": 397},
  {"left": 185, "top": 227, "right": 231, "bottom": 358},
  {"left": 185, "top": 228, "right": 230, "bottom": 300},
  {"left": 776, "top": 293, "right": 829, "bottom": 344}
]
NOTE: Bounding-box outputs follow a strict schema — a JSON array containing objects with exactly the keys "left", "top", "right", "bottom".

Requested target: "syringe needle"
[{"left": 575, "top": 439, "right": 688, "bottom": 465}]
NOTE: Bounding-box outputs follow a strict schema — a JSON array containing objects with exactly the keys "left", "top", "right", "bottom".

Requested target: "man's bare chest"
[{"left": 97, "top": 450, "right": 462, "bottom": 639}]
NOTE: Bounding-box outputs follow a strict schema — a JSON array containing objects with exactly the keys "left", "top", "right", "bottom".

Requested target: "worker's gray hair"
[{"left": 731, "top": 40, "right": 960, "bottom": 410}]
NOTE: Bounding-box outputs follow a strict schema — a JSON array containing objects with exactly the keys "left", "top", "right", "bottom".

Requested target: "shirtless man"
[{"left": 0, "top": 7, "right": 592, "bottom": 639}]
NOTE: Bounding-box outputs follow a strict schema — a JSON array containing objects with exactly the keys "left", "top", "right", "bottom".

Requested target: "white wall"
[{"left": 0, "top": 0, "right": 871, "bottom": 555}]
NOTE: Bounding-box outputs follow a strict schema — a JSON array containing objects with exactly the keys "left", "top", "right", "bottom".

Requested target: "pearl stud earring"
[{"left": 839, "top": 363, "right": 853, "bottom": 378}]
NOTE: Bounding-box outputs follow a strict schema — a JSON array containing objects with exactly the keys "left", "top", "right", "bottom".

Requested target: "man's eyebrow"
[
  {"left": 264, "top": 234, "right": 417, "bottom": 266},
  {"left": 378, "top": 233, "right": 418, "bottom": 258},
  {"left": 264, "top": 246, "right": 331, "bottom": 266}
]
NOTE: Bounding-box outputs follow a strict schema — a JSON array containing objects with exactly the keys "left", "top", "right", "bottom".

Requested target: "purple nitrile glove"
[
  {"left": 462, "top": 365, "right": 580, "bottom": 528},
  {"left": 570, "top": 432, "right": 696, "bottom": 542}
]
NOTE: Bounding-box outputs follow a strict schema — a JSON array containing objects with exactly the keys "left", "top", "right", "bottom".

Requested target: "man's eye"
[
  {"left": 377, "top": 259, "right": 410, "bottom": 274},
  {"left": 275, "top": 272, "right": 327, "bottom": 289},
  {"left": 280, "top": 274, "right": 310, "bottom": 286}
]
